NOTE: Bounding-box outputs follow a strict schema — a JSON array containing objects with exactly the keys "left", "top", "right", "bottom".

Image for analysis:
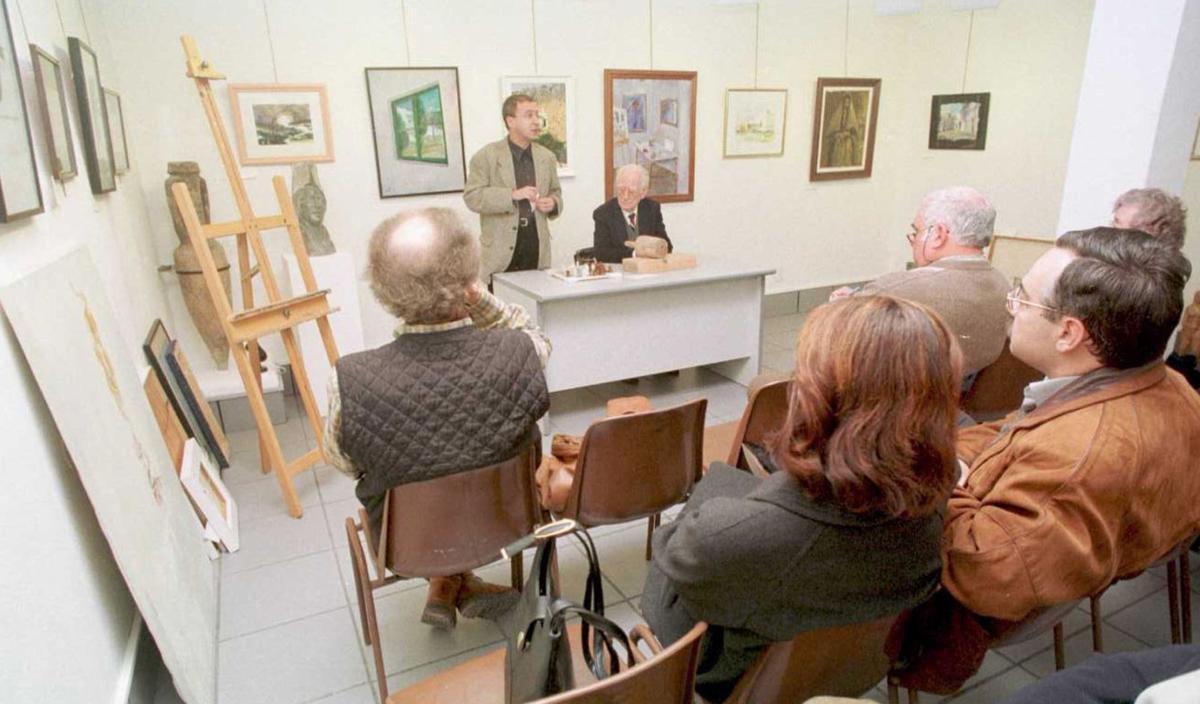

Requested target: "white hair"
[
  {"left": 614, "top": 164, "right": 650, "bottom": 192},
  {"left": 920, "top": 186, "right": 996, "bottom": 248}
]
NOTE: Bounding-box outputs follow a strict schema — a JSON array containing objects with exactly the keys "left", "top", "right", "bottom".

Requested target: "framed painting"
[
  {"left": 1, "top": 0, "right": 43, "bottom": 221},
  {"left": 1192, "top": 117, "right": 1200, "bottom": 161},
  {"left": 988, "top": 234, "right": 1054, "bottom": 282},
  {"left": 103, "top": 88, "right": 129, "bottom": 172},
  {"left": 142, "top": 319, "right": 191, "bottom": 441},
  {"left": 929, "top": 92, "right": 990, "bottom": 150},
  {"left": 809, "top": 77, "right": 881, "bottom": 182},
  {"left": 164, "top": 340, "right": 230, "bottom": 469},
  {"left": 723, "top": 88, "right": 787, "bottom": 158},
  {"left": 68, "top": 36, "right": 115, "bottom": 194},
  {"left": 181, "top": 439, "right": 238, "bottom": 552},
  {"left": 228, "top": 83, "right": 332, "bottom": 166},
  {"left": 604, "top": 69, "right": 697, "bottom": 203},
  {"left": 366, "top": 66, "right": 466, "bottom": 198},
  {"left": 29, "top": 44, "right": 76, "bottom": 181},
  {"left": 500, "top": 75, "right": 576, "bottom": 177}
]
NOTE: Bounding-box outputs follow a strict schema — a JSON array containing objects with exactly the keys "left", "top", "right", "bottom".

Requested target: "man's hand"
[
  {"left": 512, "top": 186, "right": 539, "bottom": 202},
  {"left": 464, "top": 280, "right": 484, "bottom": 307},
  {"left": 534, "top": 196, "right": 556, "bottom": 213},
  {"left": 829, "top": 286, "right": 857, "bottom": 301}
]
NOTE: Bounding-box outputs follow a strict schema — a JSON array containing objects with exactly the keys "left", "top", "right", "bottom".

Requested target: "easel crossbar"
[{"left": 201, "top": 214, "right": 289, "bottom": 239}]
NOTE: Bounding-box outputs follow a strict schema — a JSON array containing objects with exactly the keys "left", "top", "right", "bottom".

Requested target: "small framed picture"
[
  {"left": 929, "top": 92, "right": 990, "bottom": 150},
  {"left": 181, "top": 439, "right": 239, "bottom": 552},
  {"left": 809, "top": 77, "right": 881, "bottom": 182},
  {"left": 723, "top": 88, "right": 788, "bottom": 158},
  {"left": 1, "top": 0, "right": 44, "bottom": 220},
  {"left": 68, "top": 36, "right": 116, "bottom": 194},
  {"left": 228, "top": 83, "right": 333, "bottom": 166},
  {"left": 103, "top": 88, "right": 130, "bottom": 172},
  {"left": 29, "top": 43, "right": 77, "bottom": 181}
]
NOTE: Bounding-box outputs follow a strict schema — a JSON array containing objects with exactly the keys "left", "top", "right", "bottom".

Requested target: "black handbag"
[{"left": 503, "top": 519, "right": 636, "bottom": 704}]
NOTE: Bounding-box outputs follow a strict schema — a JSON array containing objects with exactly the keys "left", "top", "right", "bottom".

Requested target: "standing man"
[
  {"left": 464, "top": 94, "right": 562, "bottom": 282},
  {"left": 591, "top": 164, "right": 672, "bottom": 263}
]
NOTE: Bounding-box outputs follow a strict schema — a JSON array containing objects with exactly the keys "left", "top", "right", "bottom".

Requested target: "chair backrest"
[
  {"left": 960, "top": 339, "right": 1042, "bottom": 422},
  {"left": 382, "top": 442, "right": 542, "bottom": 577},
  {"left": 562, "top": 399, "right": 706, "bottom": 526},
  {"left": 724, "top": 615, "right": 899, "bottom": 704},
  {"left": 727, "top": 379, "right": 789, "bottom": 469},
  {"left": 536, "top": 622, "right": 708, "bottom": 704}
]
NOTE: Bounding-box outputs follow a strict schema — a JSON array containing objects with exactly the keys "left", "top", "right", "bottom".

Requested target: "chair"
[
  {"left": 344, "top": 443, "right": 544, "bottom": 703},
  {"left": 725, "top": 379, "right": 789, "bottom": 476},
  {"left": 721, "top": 615, "right": 899, "bottom": 704},
  {"left": 1088, "top": 535, "right": 1196, "bottom": 651},
  {"left": 558, "top": 399, "right": 706, "bottom": 561},
  {"left": 385, "top": 621, "right": 708, "bottom": 704},
  {"left": 960, "top": 340, "right": 1042, "bottom": 422}
]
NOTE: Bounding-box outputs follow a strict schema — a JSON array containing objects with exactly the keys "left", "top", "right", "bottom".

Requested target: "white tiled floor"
[{"left": 206, "top": 312, "right": 1200, "bottom": 703}]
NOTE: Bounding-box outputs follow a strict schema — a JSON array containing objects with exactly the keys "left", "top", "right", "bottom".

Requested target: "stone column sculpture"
[
  {"left": 291, "top": 163, "right": 336, "bottom": 256},
  {"left": 165, "top": 161, "right": 232, "bottom": 368}
]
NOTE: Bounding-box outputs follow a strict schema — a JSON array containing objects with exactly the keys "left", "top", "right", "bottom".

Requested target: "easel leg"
[
  {"left": 233, "top": 341, "right": 304, "bottom": 518},
  {"left": 280, "top": 327, "right": 326, "bottom": 458}
]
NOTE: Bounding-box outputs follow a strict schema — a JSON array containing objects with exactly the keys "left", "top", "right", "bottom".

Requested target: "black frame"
[
  {"left": 103, "top": 87, "right": 129, "bottom": 173},
  {"left": 142, "top": 319, "right": 190, "bottom": 432},
  {"left": 164, "top": 340, "right": 229, "bottom": 469},
  {"left": 0, "top": 0, "right": 44, "bottom": 221},
  {"left": 929, "top": 92, "right": 990, "bottom": 150},
  {"left": 29, "top": 43, "right": 77, "bottom": 181},
  {"left": 68, "top": 36, "right": 115, "bottom": 194}
]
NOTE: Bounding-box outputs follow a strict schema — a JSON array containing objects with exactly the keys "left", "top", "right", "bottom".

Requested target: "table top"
[{"left": 493, "top": 261, "right": 776, "bottom": 303}]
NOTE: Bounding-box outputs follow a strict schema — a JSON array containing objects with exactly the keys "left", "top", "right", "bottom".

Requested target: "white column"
[{"left": 1056, "top": 0, "right": 1200, "bottom": 233}]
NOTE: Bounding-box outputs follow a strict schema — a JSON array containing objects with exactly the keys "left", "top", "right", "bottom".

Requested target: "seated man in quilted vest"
[
  {"left": 890, "top": 227, "right": 1200, "bottom": 693},
  {"left": 324, "top": 207, "right": 551, "bottom": 629}
]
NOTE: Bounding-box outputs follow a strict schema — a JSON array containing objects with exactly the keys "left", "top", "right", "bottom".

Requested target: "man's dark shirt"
[{"left": 507, "top": 138, "right": 539, "bottom": 271}]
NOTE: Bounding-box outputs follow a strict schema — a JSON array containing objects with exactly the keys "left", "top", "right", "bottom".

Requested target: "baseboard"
[
  {"left": 764, "top": 281, "right": 872, "bottom": 318},
  {"left": 114, "top": 613, "right": 142, "bottom": 704}
]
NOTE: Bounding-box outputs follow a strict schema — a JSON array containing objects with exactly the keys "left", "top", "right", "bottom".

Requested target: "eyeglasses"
[
  {"left": 616, "top": 187, "right": 644, "bottom": 197},
  {"left": 905, "top": 226, "right": 929, "bottom": 244},
  {"left": 1006, "top": 277, "right": 1060, "bottom": 314}
]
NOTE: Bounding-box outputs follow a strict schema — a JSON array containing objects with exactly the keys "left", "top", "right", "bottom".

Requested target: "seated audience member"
[
  {"left": 891, "top": 228, "right": 1200, "bottom": 693},
  {"left": 641, "top": 295, "right": 961, "bottom": 703},
  {"left": 1112, "top": 187, "right": 1187, "bottom": 248},
  {"left": 831, "top": 186, "right": 1009, "bottom": 379},
  {"left": 997, "top": 644, "right": 1200, "bottom": 704},
  {"left": 591, "top": 164, "right": 672, "bottom": 263},
  {"left": 324, "top": 207, "right": 550, "bottom": 629}
]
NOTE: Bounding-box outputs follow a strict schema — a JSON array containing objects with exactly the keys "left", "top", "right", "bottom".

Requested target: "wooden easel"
[{"left": 171, "top": 35, "right": 339, "bottom": 518}]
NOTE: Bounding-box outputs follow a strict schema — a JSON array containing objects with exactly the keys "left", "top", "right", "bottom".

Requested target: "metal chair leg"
[
  {"left": 511, "top": 550, "right": 524, "bottom": 591},
  {"left": 1168, "top": 559, "right": 1182, "bottom": 644},
  {"left": 1053, "top": 622, "right": 1066, "bottom": 670},
  {"left": 1090, "top": 594, "right": 1105, "bottom": 652},
  {"left": 645, "top": 513, "right": 660, "bottom": 561},
  {"left": 907, "top": 688, "right": 920, "bottom": 704},
  {"left": 1181, "top": 551, "right": 1193, "bottom": 644},
  {"left": 886, "top": 678, "right": 900, "bottom": 704}
]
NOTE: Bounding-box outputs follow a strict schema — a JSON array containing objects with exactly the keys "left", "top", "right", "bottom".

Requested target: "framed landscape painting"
[
  {"left": 68, "top": 36, "right": 115, "bottom": 194},
  {"left": 500, "top": 75, "right": 575, "bottom": 177},
  {"left": 929, "top": 92, "right": 990, "bottom": 150},
  {"left": 604, "top": 69, "right": 697, "bottom": 203},
  {"left": 1, "top": 0, "right": 44, "bottom": 221},
  {"left": 29, "top": 43, "right": 77, "bottom": 182},
  {"left": 228, "top": 83, "right": 333, "bottom": 166},
  {"left": 724, "top": 88, "right": 787, "bottom": 158},
  {"left": 809, "top": 77, "right": 881, "bottom": 182}
]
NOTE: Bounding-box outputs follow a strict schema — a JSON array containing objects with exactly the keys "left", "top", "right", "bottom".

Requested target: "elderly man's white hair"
[
  {"left": 614, "top": 163, "right": 650, "bottom": 192},
  {"left": 920, "top": 186, "right": 996, "bottom": 249}
]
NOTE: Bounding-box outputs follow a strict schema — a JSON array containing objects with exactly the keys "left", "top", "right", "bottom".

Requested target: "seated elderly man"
[
  {"left": 891, "top": 227, "right": 1200, "bottom": 693},
  {"left": 1112, "top": 187, "right": 1187, "bottom": 248},
  {"left": 831, "top": 186, "right": 1009, "bottom": 379},
  {"left": 591, "top": 164, "right": 672, "bottom": 263},
  {"left": 325, "top": 207, "right": 550, "bottom": 629}
]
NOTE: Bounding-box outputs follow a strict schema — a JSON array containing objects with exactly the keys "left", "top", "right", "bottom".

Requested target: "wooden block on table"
[{"left": 622, "top": 252, "right": 698, "bottom": 273}]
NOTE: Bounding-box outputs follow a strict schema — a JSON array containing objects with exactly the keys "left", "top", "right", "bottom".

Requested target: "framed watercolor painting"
[
  {"left": 809, "top": 77, "right": 881, "bottom": 182},
  {"left": 723, "top": 88, "right": 787, "bottom": 158},
  {"left": 604, "top": 69, "right": 697, "bottom": 203},
  {"left": 500, "top": 75, "right": 576, "bottom": 177},
  {"left": 228, "top": 83, "right": 333, "bottom": 166},
  {"left": 68, "top": 36, "right": 115, "bottom": 194},
  {"left": 929, "top": 92, "right": 990, "bottom": 150},
  {"left": 1, "top": 0, "right": 44, "bottom": 220},
  {"left": 29, "top": 43, "right": 77, "bottom": 181}
]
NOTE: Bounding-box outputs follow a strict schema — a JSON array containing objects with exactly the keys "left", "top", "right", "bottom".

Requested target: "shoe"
[
  {"left": 421, "top": 575, "right": 463, "bottom": 629},
  {"left": 457, "top": 572, "right": 520, "bottom": 620}
]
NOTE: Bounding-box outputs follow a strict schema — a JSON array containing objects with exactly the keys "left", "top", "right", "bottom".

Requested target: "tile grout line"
[{"left": 219, "top": 604, "right": 353, "bottom": 644}]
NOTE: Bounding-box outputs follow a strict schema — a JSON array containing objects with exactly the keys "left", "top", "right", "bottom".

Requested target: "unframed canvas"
[
  {"left": 29, "top": 43, "right": 77, "bottom": 182},
  {"left": 500, "top": 75, "right": 576, "bottom": 177},
  {"left": 1, "top": 0, "right": 44, "bottom": 220}
]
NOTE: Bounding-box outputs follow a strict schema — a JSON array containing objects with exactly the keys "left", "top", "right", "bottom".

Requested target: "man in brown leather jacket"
[{"left": 893, "top": 227, "right": 1200, "bottom": 693}]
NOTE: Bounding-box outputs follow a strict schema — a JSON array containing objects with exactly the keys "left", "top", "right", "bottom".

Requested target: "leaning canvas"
[{"left": 0, "top": 248, "right": 218, "bottom": 704}]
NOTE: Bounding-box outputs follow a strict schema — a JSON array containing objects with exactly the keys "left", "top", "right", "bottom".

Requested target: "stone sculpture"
[{"left": 291, "top": 164, "right": 336, "bottom": 256}]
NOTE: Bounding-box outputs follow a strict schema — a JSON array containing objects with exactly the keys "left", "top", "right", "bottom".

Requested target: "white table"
[{"left": 493, "top": 263, "right": 775, "bottom": 395}]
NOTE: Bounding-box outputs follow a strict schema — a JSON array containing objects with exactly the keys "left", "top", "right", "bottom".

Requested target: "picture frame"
[
  {"left": 809, "top": 77, "right": 881, "bottom": 182},
  {"left": 604, "top": 69, "right": 698, "bottom": 203},
  {"left": 142, "top": 319, "right": 191, "bottom": 440},
  {"left": 103, "top": 88, "right": 129, "bottom": 172},
  {"left": 365, "top": 66, "right": 466, "bottom": 198},
  {"left": 1, "top": 0, "right": 44, "bottom": 221},
  {"left": 1191, "top": 117, "right": 1200, "bottom": 161},
  {"left": 68, "top": 36, "right": 116, "bottom": 194},
  {"left": 500, "top": 75, "right": 576, "bottom": 177},
  {"left": 723, "top": 88, "right": 788, "bottom": 159},
  {"left": 929, "top": 92, "right": 990, "bottom": 150},
  {"left": 987, "top": 234, "right": 1055, "bottom": 281},
  {"left": 29, "top": 43, "right": 77, "bottom": 182},
  {"left": 164, "top": 340, "right": 230, "bottom": 469},
  {"left": 228, "top": 83, "right": 333, "bottom": 166},
  {"left": 180, "top": 439, "right": 239, "bottom": 552}
]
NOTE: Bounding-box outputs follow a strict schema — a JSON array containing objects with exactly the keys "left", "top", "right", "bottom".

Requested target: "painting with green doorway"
[{"left": 392, "top": 82, "right": 448, "bottom": 164}]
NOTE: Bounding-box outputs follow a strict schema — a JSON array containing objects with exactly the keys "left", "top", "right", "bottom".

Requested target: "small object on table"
[
  {"left": 622, "top": 252, "right": 697, "bottom": 274},
  {"left": 624, "top": 235, "right": 670, "bottom": 260}
]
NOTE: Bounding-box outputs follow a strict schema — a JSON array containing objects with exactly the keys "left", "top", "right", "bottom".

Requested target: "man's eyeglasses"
[
  {"left": 906, "top": 226, "right": 929, "bottom": 244},
  {"left": 1006, "top": 277, "right": 1060, "bottom": 314}
]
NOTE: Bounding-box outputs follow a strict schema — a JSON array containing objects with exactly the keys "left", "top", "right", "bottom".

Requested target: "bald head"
[{"left": 367, "top": 208, "right": 480, "bottom": 324}]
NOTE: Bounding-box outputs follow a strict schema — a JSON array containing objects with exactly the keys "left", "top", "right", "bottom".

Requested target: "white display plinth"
[{"left": 282, "top": 251, "right": 366, "bottom": 411}]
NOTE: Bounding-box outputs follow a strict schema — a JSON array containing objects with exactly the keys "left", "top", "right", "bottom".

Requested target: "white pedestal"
[{"left": 282, "top": 251, "right": 366, "bottom": 411}]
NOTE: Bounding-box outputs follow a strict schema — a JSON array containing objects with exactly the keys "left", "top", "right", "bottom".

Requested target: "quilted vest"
[{"left": 336, "top": 324, "right": 549, "bottom": 533}]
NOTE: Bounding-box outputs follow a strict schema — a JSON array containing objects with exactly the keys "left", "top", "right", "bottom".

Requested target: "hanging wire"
[
  {"left": 531, "top": 0, "right": 539, "bottom": 73},
  {"left": 962, "top": 11, "right": 975, "bottom": 92},
  {"left": 842, "top": 0, "right": 850, "bottom": 76},
  {"left": 401, "top": 0, "right": 412, "bottom": 65},
  {"left": 753, "top": 2, "right": 760, "bottom": 88},
  {"left": 261, "top": 0, "right": 279, "bottom": 82},
  {"left": 648, "top": 0, "right": 654, "bottom": 69}
]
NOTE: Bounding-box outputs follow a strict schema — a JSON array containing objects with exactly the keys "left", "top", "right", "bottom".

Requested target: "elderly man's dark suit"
[{"left": 591, "top": 197, "right": 672, "bottom": 263}]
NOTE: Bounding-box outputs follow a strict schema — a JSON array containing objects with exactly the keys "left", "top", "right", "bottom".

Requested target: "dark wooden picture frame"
[
  {"left": 142, "top": 319, "right": 190, "bottom": 437},
  {"left": 164, "top": 340, "right": 230, "bottom": 470},
  {"left": 0, "top": 0, "right": 44, "bottom": 222},
  {"left": 929, "top": 92, "right": 990, "bottom": 150},
  {"left": 29, "top": 43, "right": 77, "bottom": 181},
  {"left": 68, "top": 36, "right": 116, "bottom": 194},
  {"left": 103, "top": 87, "right": 130, "bottom": 172},
  {"left": 604, "top": 68, "right": 697, "bottom": 203},
  {"left": 809, "top": 77, "right": 881, "bottom": 182}
]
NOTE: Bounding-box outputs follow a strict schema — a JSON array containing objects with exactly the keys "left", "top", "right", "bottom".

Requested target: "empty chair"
[{"left": 725, "top": 378, "right": 789, "bottom": 475}]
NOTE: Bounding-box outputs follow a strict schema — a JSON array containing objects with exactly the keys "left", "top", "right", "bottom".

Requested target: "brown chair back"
[
  {"left": 727, "top": 379, "right": 789, "bottom": 469},
  {"left": 382, "top": 443, "right": 542, "bottom": 578},
  {"left": 562, "top": 399, "right": 706, "bottom": 526},
  {"left": 724, "top": 615, "right": 898, "bottom": 704},
  {"left": 961, "top": 340, "right": 1042, "bottom": 422}
]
